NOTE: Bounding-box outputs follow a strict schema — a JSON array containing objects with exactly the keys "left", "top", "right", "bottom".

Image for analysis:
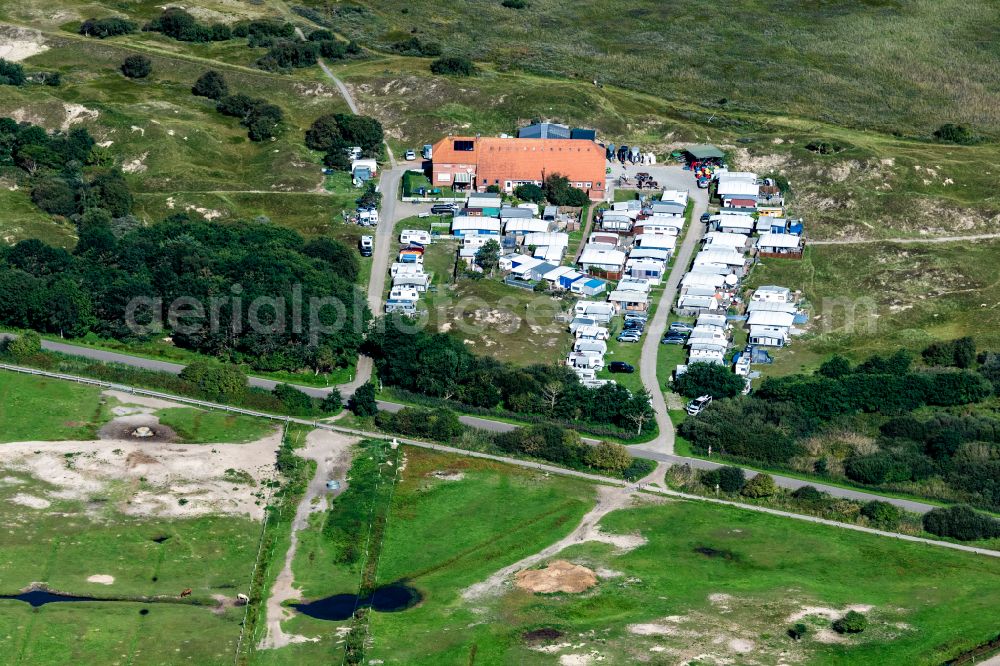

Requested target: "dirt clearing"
[
  {"left": 0, "top": 429, "right": 282, "bottom": 520},
  {"left": 0, "top": 26, "right": 48, "bottom": 62},
  {"left": 515, "top": 560, "right": 597, "bottom": 594}
]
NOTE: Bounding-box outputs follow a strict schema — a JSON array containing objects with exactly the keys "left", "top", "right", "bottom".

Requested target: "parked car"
[
  {"left": 624, "top": 313, "right": 648, "bottom": 322},
  {"left": 358, "top": 235, "right": 373, "bottom": 257},
  {"left": 669, "top": 322, "right": 694, "bottom": 333},
  {"left": 404, "top": 149, "right": 416, "bottom": 160},
  {"left": 617, "top": 333, "right": 641, "bottom": 343},
  {"left": 686, "top": 394, "right": 713, "bottom": 415},
  {"left": 623, "top": 320, "right": 645, "bottom": 330},
  {"left": 661, "top": 334, "right": 688, "bottom": 345},
  {"left": 431, "top": 203, "right": 457, "bottom": 215},
  {"left": 609, "top": 361, "right": 635, "bottom": 374},
  {"left": 700, "top": 212, "right": 711, "bottom": 224}
]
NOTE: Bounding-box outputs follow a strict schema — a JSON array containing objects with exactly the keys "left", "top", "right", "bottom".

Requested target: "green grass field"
[
  {"left": 0, "top": 482, "right": 259, "bottom": 664},
  {"left": 356, "top": 452, "right": 1000, "bottom": 665},
  {"left": 0, "top": 370, "right": 108, "bottom": 442},
  {"left": 336, "top": 0, "right": 1000, "bottom": 136},
  {"left": 155, "top": 407, "right": 276, "bottom": 444}
]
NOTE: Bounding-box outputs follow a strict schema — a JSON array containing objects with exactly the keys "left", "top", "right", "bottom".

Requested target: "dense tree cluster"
[
  {"left": 144, "top": 8, "right": 232, "bottom": 42},
  {"left": 375, "top": 406, "right": 464, "bottom": 441},
  {"left": 673, "top": 362, "right": 746, "bottom": 399},
  {"left": 0, "top": 59, "right": 26, "bottom": 86},
  {"left": 0, "top": 217, "right": 368, "bottom": 372},
  {"left": 430, "top": 56, "right": 476, "bottom": 77},
  {"left": 215, "top": 92, "right": 284, "bottom": 141},
  {"left": 934, "top": 123, "right": 977, "bottom": 145},
  {"left": 305, "top": 113, "right": 384, "bottom": 166},
  {"left": 366, "top": 319, "right": 655, "bottom": 433},
  {"left": 543, "top": 173, "right": 590, "bottom": 206},
  {"left": 922, "top": 505, "right": 1000, "bottom": 541},
  {"left": 80, "top": 17, "right": 137, "bottom": 38},
  {"left": 681, "top": 346, "right": 1000, "bottom": 510},
  {"left": 514, "top": 183, "right": 545, "bottom": 204},
  {"left": 922, "top": 336, "right": 976, "bottom": 368}
]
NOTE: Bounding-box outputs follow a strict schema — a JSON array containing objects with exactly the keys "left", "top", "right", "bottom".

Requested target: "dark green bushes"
[
  {"left": 120, "top": 55, "right": 151, "bottom": 78},
  {"left": 923, "top": 505, "right": 1000, "bottom": 541},
  {"left": 80, "top": 17, "right": 137, "bottom": 38},
  {"left": 430, "top": 56, "right": 476, "bottom": 76}
]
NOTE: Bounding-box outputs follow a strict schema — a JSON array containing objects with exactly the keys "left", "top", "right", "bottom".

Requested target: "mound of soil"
[
  {"left": 522, "top": 628, "right": 564, "bottom": 643},
  {"left": 515, "top": 560, "right": 597, "bottom": 594},
  {"left": 99, "top": 416, "right": 176, "bottom": 443}
]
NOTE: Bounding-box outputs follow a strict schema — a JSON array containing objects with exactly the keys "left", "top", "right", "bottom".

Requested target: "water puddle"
[{"left": 293, "top": 583, "right": 421, "bottom": 621}]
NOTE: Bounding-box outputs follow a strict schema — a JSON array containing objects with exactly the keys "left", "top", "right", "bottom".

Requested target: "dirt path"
[
  {"left": 259, "top": 429, "right": 357, "bottom": 649},
  {"left": 809, "top": 232, "right": 1000, "bottom": 246},
  {"left": 462, "top": 485, "right": 648, "bottom": 600}
]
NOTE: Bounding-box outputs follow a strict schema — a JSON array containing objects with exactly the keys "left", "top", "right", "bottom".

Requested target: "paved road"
[
  {"left": 628, "top": 165, "right": 709, "bottom": 456},
  {"left": 0, "top": 329, "right": 940, "bottom": 513},
  {"left": 0, "top": 362, "right": 990, "bottom": 556}
]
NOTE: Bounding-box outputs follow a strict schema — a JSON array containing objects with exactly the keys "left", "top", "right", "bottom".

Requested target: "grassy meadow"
[
  {"left": 305, "top": 448, "right": 1000, "bottom": 665},
  {"left": 334, "top": 0, "right": 1000, "bottom": 136},
  {"left": 155, "top": 407, "right": 277, "bottom": 444},
  {"left": 0, "top": 370, "right": 108, "bottom": 442},
  {"left": 0, "top": 479, "right": 259, "bottom": 665}
]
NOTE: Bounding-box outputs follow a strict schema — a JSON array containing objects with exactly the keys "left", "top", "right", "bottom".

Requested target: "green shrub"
[
  {"left": 791, "top": 485, "right": 826, "bottom": 502},
  {"left": 787, "top": 623, "right": 808, "bottom": 640},
  {"left": 860, "top": 500, "right": 901, "bottom": 529},
  {"left": 934, "top": 123, "right": 977, "bottom": 145},
  {"left": 674, "top": 362, "right": 746, "bottom": 399},
  {"left": 179, "top": 361, "right": 248, "bottom": 402},
  {"left": 832, "top": 611, "right": 868, "bottom": 634},
  {"left": 514, "top": 183, "right": 545, "bottom": 204},
  {"left": 741, "top": 473, "right": 777, "bottom": 498},
  {"left": 922, "top": 505, "right": 1000, "bottom": 541},
  {"left": 502, "top": 0, "right": 529, "bottom": 7},
  {"left": 350, "top": 381, "right": 378, "bottom": 417},
  {"left": 192, "top": 70, "right": 228, "bottom": 100},
  {"left": 80, "top": 17, "right": 137, "bottom": 38},
  {"left": 6, "top": 331, "right": 41, "bottom": 359},
  {"left": 430, "top": 56, "right": 476, "bottom": 76},
  {"left": 120, "top": 55, "right": 152, "bottom": 79},
  {"left": 0, "top": 59, "right": 26, "bottom": 86}
]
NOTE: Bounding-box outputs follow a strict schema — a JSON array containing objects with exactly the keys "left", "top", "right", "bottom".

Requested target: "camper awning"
[
  {"left": 453, "top": 172, "right": 472, "bottom": 183},
  {"left": 685, "top": 145, "right": 725, "bottom": 160}
]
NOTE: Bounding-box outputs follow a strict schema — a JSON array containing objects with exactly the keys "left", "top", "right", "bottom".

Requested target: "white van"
[{"left": 400, "top": 229, "right": 432, "bottom": 245}]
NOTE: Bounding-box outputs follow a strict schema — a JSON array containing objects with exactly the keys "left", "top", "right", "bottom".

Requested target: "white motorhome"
[{"left": 399, "top": 229, "right": 432, "bottom": 245}]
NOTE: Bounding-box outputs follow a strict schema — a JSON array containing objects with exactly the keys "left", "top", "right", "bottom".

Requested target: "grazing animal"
[
  {"left": 180, "top": 588, "right": 192, "bottom": 598},
  {"left": 236, "top": 593, "right": 250, "bottom": 605}
]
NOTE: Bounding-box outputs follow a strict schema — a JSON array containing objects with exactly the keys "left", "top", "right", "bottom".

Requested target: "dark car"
[
  {"left": 661, "top": 334, "right": 688, "bottom": 345},
  {"left": 431, "top": 203, "right": 457, "bottom": 215},
  {"left": 700, "top": 212, "right": 711, "bottom": 224},
  {"left": 609, "top": 361, "right": 635, "bottom": 373},
  {"left": 623, "top": 320, "right": 645, "bottom": 330}
]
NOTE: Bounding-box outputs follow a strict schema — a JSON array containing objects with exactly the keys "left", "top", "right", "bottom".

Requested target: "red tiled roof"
[{"left": 432, "top": 136, "right": 604, "bottom": 186}]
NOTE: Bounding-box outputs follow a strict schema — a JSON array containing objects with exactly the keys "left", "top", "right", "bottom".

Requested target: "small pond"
[
  {"left": 1, "top": 590, "right": 100, "bottom": 607},
  {"left": 293, "top": 583, "right": 421, "bottom": 621}
]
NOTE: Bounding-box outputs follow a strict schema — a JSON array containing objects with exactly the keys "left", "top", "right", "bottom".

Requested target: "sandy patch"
[
  {"left": 1, "top": 476, "right": 25, "bottom": 485},
  {"left": 185, "top": 205, "right": 223, "bottom": 220},
  {"left": 0, "top": 27, "right": 48, "bottom": 62},
  {"left": 595, "top": 567, "right": 623, "bottom": 579},
  {"left": 516, "top": 560, "right": 597, "bottom": 594},
  {"left": 122, "top": 152, "right": 149, "bottom": 174},
  {"left": 0, "top": 430, "right": 281, "bottom": 520},
  {"left": 10, "top": 493, "right": 50, "bottom": 509},
  {"left": 559, "top": 653, "right": 603, "bottom": 665},
  {"left": 87, "top": 574, "right": 115, "bottom": 585},
  {"left": 728, "top": 638, "right": 754, "bottom": 653},
  {"left": 61, "top": 104, "right": 99, "bottom": 132},
  {"left": 785, "top": 604, "right": 873, "bottom": 623},
  {"left": 628, "top": 623, "right": 677, "bottom": 636},
  {"left": 430, "top": 470, "right": 464, "bottom": 481}
]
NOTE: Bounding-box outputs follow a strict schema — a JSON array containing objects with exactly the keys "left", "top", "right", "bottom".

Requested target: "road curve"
[{"left": 0, "top": 361, "right": 991, "bottom": 556}]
